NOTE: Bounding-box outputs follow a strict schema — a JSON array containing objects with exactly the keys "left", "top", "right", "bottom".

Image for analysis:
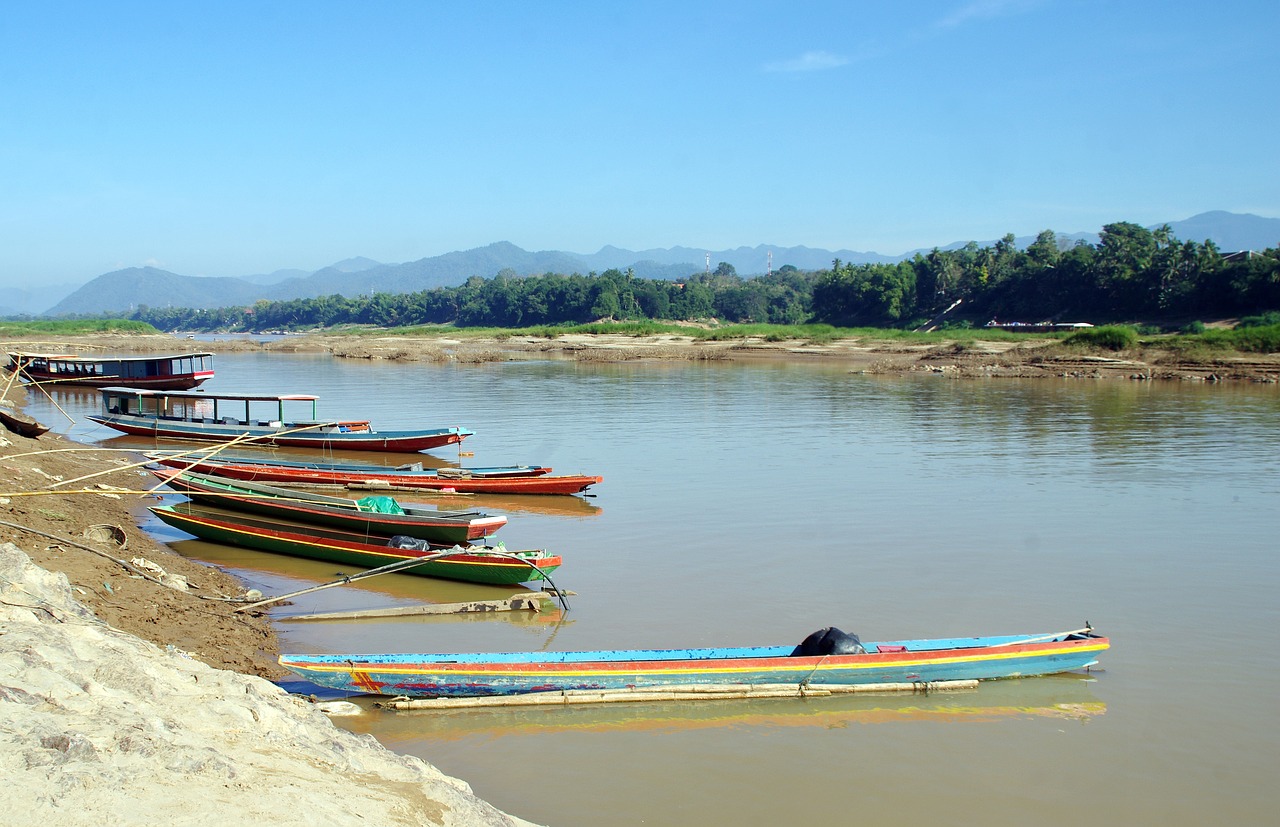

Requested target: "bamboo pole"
[
  {"left": 1, "top": 446, "right": 151, "bottom": 462},
  {"left": 48, "top": 421, "right": 338, "bottom": 490},
  {"left": 380, "top": 680, "right": 981, "bottom": 710},
  {"left": 281, "top": 592, "right": 555, "bottom": 621},
  {"left": 1, "top": 356, "right": 23, "bottom": 403},
  {"left": 233, "top": 549, "right": 566, "bottom": 613},
  {"left": 5, "top": 358, "right": 76, "bottom": 425},
  {"left": 139, "top": 429, "right": 288, "bottom": 495}
]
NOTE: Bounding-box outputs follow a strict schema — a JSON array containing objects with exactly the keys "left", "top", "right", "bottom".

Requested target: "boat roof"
[
  {"left": 96, "top": 387, "right": 318, "bottom": 401},
  {"left": 10, "top": 351, "right": 214, "bottom": 362}
]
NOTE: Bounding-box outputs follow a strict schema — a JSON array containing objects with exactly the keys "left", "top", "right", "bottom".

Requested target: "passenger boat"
[
  {"left": 147, "top": 451, "right": 602, "bottom": 494},
  {"left": 152, "top": 468, "right": 508, "bottom": 544},
  {"left": 88, "top": 388, "right": 472, "bottom": 452},
  {"left": 7, "top": 351, "right": 214, "bottom": 390},
  {"left": 149, "top": 502, "right": 560, "bottom": 585},
  {"left": 277, "top": 626, "right": 1109, "bottom": 699}
]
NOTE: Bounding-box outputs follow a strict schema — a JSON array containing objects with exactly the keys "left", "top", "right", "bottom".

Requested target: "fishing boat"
[
  {"left": 147, "top": 451, "right": 602, "bottom": 494},
  {"left": 152, "top": 468, "right": 508, "bottom": 544},
  {"left": 0, "top": 402, "right": 50, "bottom": 437},
  {"left": 150, "top": 502, "right": 560, "bottom": 585},
  {"left": 88, "top": 388, "right": 472, "bottom": 452},
  {"left": 277, "top": 626, "right": 1109, "bottom": 699},
  {"left": 7, "top": 351, "right": 215, "bottom": 390}
]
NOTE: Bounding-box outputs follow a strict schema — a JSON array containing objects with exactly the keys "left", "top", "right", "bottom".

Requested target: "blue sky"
[{"left": 2, "top": 0, "right": 1276, "bottom": 288}]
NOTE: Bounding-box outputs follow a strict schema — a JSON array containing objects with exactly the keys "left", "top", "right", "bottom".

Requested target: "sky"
[{"left": 2, "top": 0, "right": 1277, "bottom": 288}]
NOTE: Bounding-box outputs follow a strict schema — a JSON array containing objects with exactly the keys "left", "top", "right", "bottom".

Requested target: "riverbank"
[
  {"left": 12, "top": 328, "right": 1279, "bottom": 381},
  {"left": 0, "top": 389, "right": 538, "bottom": 825}
]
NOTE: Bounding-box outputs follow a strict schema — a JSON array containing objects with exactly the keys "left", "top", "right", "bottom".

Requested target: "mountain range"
[{"left": 15, "top": 211, "right": 1279, "bottom": 317}]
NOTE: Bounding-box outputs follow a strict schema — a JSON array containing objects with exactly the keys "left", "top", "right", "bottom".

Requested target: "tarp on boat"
[{"left": 356, "top": 496, "right": 405, "bottom": 515}]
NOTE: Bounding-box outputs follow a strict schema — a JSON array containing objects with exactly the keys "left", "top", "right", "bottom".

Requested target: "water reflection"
[
  {"left": 350, "top": 675, "right": 1105, "bottom": 744},
  {"left": 163, "top": 535, "right": 571, "bottom": 631}
]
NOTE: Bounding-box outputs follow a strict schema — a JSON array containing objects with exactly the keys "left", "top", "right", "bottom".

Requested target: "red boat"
[{"left": 148, "top": 452, "right": 604, "bottom": 495}]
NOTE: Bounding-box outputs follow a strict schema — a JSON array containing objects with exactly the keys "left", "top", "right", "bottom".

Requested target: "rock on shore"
[{"left": 0, "top": 543, "right": 539, "bottom": 827}]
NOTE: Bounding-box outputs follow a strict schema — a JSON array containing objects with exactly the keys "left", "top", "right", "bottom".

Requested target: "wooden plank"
[
  {"left": 379, "top": 680, "right": 980, "bottom": 709},
  {"left": 282, "top": 592, "right": 555, "bottom": 621}
]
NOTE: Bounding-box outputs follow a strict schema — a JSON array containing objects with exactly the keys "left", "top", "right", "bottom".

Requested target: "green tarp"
[{"left": 355, "top": 495, "right": 405, "bottom": 515}]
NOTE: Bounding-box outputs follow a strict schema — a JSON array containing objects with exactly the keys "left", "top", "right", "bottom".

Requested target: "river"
[{"left": 23, "top": 349, "right": 1280, "bottom": 825}]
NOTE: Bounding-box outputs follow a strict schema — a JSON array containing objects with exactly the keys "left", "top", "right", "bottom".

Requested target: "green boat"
[
  {"left": 150, "top": 502, "right": 560, "bottom": 586},
  {"left": 152, "top": 468, "right": 507, "bottom": 545}
]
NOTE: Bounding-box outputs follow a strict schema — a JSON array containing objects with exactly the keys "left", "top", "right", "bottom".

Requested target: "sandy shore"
[
  {"left": 0, "top": 541, "right": 537, "bottom": 826},
  {"left": 14, "top": 328, "right": 1278, "bottom": 381}
]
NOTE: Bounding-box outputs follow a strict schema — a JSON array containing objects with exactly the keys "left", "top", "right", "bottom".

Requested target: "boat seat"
[{"left": 791, "top": 626, "right": 867, "bottom": 657}]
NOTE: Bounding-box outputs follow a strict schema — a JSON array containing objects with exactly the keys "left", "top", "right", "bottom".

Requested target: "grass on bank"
[
  {"left": 1056, "top": 321, "right": 1280, "bottom": 355},
  {"left": 0, "top": 320, "right": 160, "bottom": 336},
  {"left": 388, "top": 318, "right": 1280, "bottom": 357},
  {"left": 355, "top": 321, "right": 1057, "bottom": 346},
  {"left": 12, "top": 316, "right": 1277, "bottom": 357}
]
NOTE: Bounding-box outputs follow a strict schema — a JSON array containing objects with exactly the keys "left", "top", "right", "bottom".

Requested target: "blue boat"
[
  {"left": 88, "top": 387, "right": 472, "bottom": 452},
  {"left": 278, "top": 626, "right": 1109, "bottom": 699}
]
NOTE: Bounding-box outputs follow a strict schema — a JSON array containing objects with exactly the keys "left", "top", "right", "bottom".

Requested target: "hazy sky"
[{"left": 2, "top": 1, "right": 1276, "bottom": 288}]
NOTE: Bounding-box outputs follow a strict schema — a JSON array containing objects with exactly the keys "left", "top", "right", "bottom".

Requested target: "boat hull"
[
  {"left": 0, "top": 405, "right": 51, "bottom": 437},
  {"left": 8, "top": 352, "right": 214, "bottom": 390},
  {"left": 150, "top": 504, "right": 558, "bottom": 585},
  {"left": 152, "top": 455, "right": 602, "bottom": 494},
  {"left": 20, "top": 372, "right": 210, "bottom": 390},
  {"left": 89, "top": 414, "right": 471, "bottom": 451},
  {"left": 279, "top": 633, "right": 1110, "bottom": 698},
  {"left": 153, "top": 470, "right": 507, "bottom": 544}
]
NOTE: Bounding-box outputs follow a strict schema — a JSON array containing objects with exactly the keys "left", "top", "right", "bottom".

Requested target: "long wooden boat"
[
  {"left": 0, "top": 403, "right": 51, "bottom": 437},
  {"left": 152, "top": 468, "right": 508, "bottom": 544},
  {"left": 277, "top": 627, "right": 1109, "bottom": 699},
  {"left": 148, "top": 451, "right": 602, "bottom": 495},
  {"left": 88, "top": 387, "right": 472, "bottom": 452},
  {"left": 150, "top": 502, "right": 560, "bottom": 585},
  {"left": 7, "top": 351, "right": 214, "bottom": 390}
]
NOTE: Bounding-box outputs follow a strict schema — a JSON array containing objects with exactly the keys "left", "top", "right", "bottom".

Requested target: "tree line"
[{"left": 122, "top": 221, "right": 1277, "bottom": 332}]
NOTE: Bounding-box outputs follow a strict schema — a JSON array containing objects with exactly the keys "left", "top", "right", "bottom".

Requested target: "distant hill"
[
  {"left": 0, "top": 281, "right": 84, "bottom": 316},
  {"left": 239, "top": 257, "right": 382, "bottom": 286},
  {"left": 45, "top": 268, "right": 271, "bottom": 315},
  {"left": 39, "top": 211, "right": 1279, "bottom": 316},
  {"left": 1161, "top": 211, "right": 1280, "bottom": 251}
]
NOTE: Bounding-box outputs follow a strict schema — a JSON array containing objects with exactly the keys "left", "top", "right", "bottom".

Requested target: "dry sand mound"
[{"left": 0, "top": 542, "right": 538, "bottom": 827}]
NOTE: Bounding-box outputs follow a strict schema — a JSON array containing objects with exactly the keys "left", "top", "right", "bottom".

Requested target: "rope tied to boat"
[{"left": 798, "top": 654, "right": 832, "bottom": 690}]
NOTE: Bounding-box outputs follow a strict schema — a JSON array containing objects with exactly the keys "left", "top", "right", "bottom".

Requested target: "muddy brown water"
[{"left": 27, "top": 350, "right": 1280, "bottom": 826}]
